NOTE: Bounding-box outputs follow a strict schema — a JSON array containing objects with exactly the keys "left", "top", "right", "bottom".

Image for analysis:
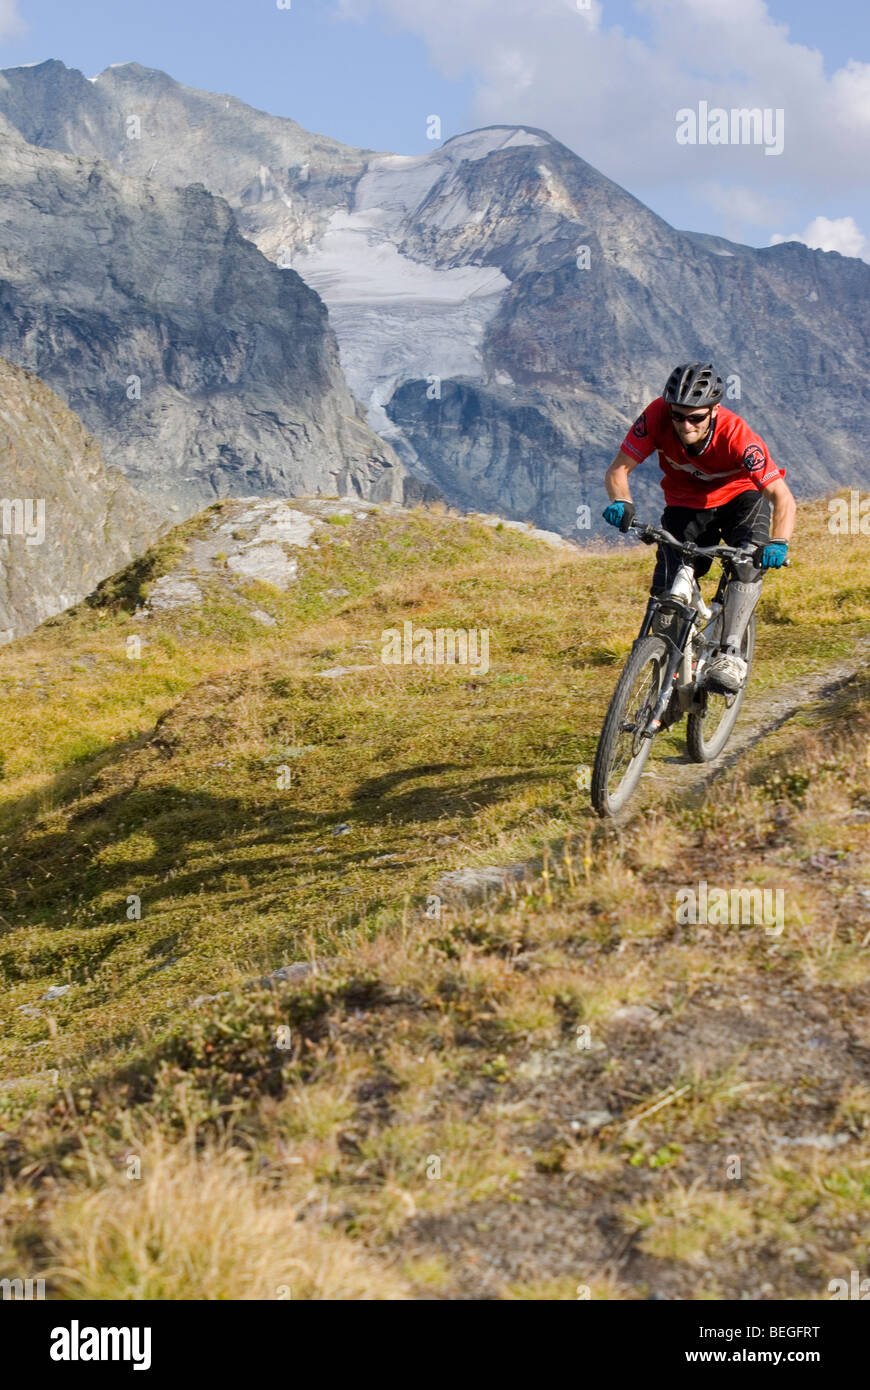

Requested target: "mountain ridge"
[{"left": 3, "top": 58, "right": 864, "bottom": 535}]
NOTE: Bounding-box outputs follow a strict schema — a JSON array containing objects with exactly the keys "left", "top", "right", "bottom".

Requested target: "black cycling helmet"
[{"left": 663, "top": 362, "right": 724, "bottom": 410}]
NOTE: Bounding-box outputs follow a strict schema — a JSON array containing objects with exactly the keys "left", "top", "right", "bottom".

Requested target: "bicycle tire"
[
  {"left": 591, "top": 634, "right": 669, "bottom": 817},
  {"left": 686, "top": 614, "right": 756, "bottom": 762}
]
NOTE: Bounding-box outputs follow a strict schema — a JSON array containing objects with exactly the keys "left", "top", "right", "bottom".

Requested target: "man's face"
[{"left": 670, "top": 404, "right": 716, "bottom": 447}]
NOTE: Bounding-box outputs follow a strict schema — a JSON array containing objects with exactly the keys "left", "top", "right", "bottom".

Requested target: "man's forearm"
[
  {"left": 605, "top": 463, "right": 633, "bottom": 503},
  {"left": 770, "top": 490, "right": 796, "bottom": 543}
]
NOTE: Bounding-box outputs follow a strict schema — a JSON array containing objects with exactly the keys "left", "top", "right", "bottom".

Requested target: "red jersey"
[{"left": 619, "top": 397, "right": 784, "bottom": 508}]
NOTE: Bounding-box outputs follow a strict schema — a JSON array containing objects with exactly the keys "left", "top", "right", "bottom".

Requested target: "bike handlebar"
[{"left": 630, "top": 522, "right": 790, "bottom": 567}]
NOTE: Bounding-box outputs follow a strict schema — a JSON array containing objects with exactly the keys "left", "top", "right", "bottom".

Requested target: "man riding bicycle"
[{"left": 602, "top": 362, "right": 796, "bottom": 693}]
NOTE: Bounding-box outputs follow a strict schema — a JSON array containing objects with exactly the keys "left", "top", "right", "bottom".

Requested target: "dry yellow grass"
[{"left": 26, "top": 1133, "right": 408, "bottom": 1301}]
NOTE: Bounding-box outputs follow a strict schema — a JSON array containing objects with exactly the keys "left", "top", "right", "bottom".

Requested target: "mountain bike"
[{"left": 591, "top": 522, "right": 788, "bottom": 817}]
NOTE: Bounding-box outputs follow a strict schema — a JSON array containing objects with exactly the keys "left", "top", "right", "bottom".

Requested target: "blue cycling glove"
[
  {"left": 758, "top": 539, "right": 788, "bottom": 569},
  {"left": 603, "top": 500, "right": 636, "bottom": 533}
]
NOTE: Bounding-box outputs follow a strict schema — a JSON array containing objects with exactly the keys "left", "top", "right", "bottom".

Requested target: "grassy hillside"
[{"left": 1, "top": 493, "right": 869, "bottom": 1299}]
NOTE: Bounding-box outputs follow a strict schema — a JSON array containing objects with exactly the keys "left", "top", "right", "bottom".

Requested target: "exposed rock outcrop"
[
  {"left": 0, "top": 355, "right": 165, "bottom": 639},
  {"left": 0, "top": 121, "right": 403, "bottom": 519}
]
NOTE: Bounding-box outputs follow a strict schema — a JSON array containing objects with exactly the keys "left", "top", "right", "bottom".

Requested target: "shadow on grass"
[
  {"left": 0, "top": 748, "right": 558, "bottom": 935},
  {"left": 0, "top": 730, "right": 155, "bottom": 838}
]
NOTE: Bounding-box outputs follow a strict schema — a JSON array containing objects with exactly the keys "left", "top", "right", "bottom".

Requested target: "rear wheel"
[
  {"left": 591, "top": 635, "right": 669, "bottom": 817},
  {"left": 686, "top": 614, "right": 755, "bottom": 762}
]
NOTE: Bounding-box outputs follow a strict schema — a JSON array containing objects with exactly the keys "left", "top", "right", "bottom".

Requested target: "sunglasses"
[{"left": 670, "top": 407, "right": 711, "bottom": 425}]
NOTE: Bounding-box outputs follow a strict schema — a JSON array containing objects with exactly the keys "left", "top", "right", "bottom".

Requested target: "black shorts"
[{"left": 651, "top": 490, "right": 772, "bottom": 593}]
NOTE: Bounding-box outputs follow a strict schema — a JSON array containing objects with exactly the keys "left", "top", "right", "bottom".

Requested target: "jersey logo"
[
  {"left": 631, "top": 411, "right": 648, "bottom": 439},
  {"left": 661, "top": 452, "right": 741, "bottom": 483},
  {"left": 742, "top": 443, "right": 766, "bottom": 474}
]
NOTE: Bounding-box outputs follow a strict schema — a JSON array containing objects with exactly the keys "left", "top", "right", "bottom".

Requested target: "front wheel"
[
  {"left": 591, "top": 635, "right": 669, "bottom": 817},
  {"left": 686, "top": 614, "right": 755, "bottom": 762}
]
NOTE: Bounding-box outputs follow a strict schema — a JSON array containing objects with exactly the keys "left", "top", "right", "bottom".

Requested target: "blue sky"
[{"left": 1, "top": 0, "right": 868, "bottom": 257}]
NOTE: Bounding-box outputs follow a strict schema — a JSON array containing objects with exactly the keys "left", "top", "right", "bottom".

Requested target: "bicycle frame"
[{"left": 630, "top": 525, "right": 756, "bottom": 738}]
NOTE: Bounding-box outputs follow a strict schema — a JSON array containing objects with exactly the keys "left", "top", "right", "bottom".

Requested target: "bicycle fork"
[
  {"left": 635, "top": 558, "right": 720, "bottom": 738},
  {"left": 637, "top": 599, "right": 701, "bottom": 739}
]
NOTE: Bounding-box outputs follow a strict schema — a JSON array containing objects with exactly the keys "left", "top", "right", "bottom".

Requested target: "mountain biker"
[{"left": 601, "top": 362, "right": 796, "bottom": 692}]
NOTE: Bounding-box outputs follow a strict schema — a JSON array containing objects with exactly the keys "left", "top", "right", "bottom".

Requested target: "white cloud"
[
  {"left": 0, "top": 1, "right": 24, "bottom": 40},
  {"left": 770, "top": 216, "right": 870, "bottom": 262},
  {"left": 831, "top": 59, "right": 870, "bottom": 134},
  {"left": 338, "top": 0, "right": 869, "bottom": 226}
]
